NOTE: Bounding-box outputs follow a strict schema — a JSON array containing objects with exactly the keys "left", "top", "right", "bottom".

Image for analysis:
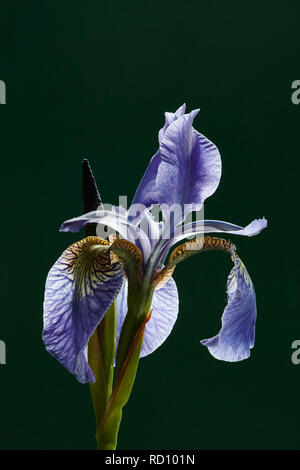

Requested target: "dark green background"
[{"left": 0, "top": 1, "right": 299, "bottom": 450}]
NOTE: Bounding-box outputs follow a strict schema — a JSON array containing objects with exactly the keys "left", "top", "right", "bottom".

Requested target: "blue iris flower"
[{"left": 43, "top": 104, "right": 267, "bottom": 384}]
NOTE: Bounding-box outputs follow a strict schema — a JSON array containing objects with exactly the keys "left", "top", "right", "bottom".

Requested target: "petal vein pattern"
[{"left": 43, "top": 237, "right": 124, "bottom": 383}]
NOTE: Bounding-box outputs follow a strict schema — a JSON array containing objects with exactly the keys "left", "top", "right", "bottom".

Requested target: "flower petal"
[
  {"left": 60, "top": 208, "right": 152, "bottom": 265},
  {"left": 200, "top": 251, "right": 257, "bottom": 361},
  {"left": 43, "top": 237, "right": 124, "bottom": 383},
  {"left": 116, "top": 277, "right": 179, "bottom": 358},
  {"left": 156, "top": 109, "right": 221, "bottom": 223},
  {"left": 59, "top": 209, "right": 137, "bottom": 239},
  {"left": 130, "top": 150, "right": 161, "bottom": 212},
  {"left": 131, "top": 105, "right": 187, "bottom": 212},
  {"left": 157, "top": 218, "right": 268, "bottom": 264},
  {"left": 158, "top": 103, "right": 186, "bottom": 143},
  {"left": 131, "top": 105, "right": 221, "bottom": 225},
  {"left": 110, "top": 237, "right": 143, "bottom": 284},
  {"left": 173, "top": 218, "right": 268, "bottom": 242},
  {"left": 139, "top": 209, "right": 163, "bottom": 251}
]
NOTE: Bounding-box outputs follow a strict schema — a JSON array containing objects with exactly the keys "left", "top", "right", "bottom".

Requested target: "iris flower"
[{"left": 43, "top": 104, "right": 267, "bottom": 448}]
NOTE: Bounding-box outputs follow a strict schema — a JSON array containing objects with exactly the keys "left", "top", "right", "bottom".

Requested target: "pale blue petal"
[
  {"left": 200, "top": 251, "right": 257, "bottom": 361},
  {"left": 43, "top": 238, "right": 124, "bottom": 383},
  {"left": 116, "top": 277, "right": 179, "bottom": 358}
]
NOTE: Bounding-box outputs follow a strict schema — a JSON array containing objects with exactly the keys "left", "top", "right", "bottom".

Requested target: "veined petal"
[
  {"left": 201, "top": 251, "right": 257, "bottom": 361},
  {"left": 158, "top": 103, "right": 186, "bottom": 143},
  {"left": 156, "top": 109, "right": 221, "bottom": 223},
  {"left": 131, "top": 104, "right": 187, "bottom": 212},
  {"left": 43, "top": 236, "right": 124, "bottom": 383},
  {"left": 142, "top": 277, "right": 179, "bottom": 357},
  {"left": 129, "top": 150, "right": 161, "bottom": 214},
  {"left": 116, "top": 277, "right": 179, "bottom": 358},
  {"left": 110, "top": 238, "right": 143, "bottom": 283},
  {"left": 159, "top": 235, "right": 259, "bottom": 362},
  {"left": 131, "top": 105, "right": 221, "bottom": 225},
  {"left": 156, "top": 236, "right": 234, "bottom": 284}
]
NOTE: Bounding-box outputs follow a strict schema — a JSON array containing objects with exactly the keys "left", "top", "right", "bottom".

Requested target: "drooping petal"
[
  {"left": 154, "top": 236, "right": 234, "bottom": 287},
  {"left": 43, "top": 236, "right": 124, "bottom": 383},
  {"left": 116, "top": 277, "right": 179, "bottom": 358},
  {"left": 200, "top": 251, "right": 257, "bottom": 362},
  {"left": 153, "top": 236, "right": 258, "bottom": 362},
  {"left": 156, "top": 109, "right": 221, "bottom": 223}
]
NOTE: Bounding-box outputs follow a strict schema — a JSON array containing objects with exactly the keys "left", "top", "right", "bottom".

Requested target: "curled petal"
[
  {"left": 159, "top": 236, "right": 235, "bottom": 277},
  {"left": 43, "top": 237, "right": 124, "bottom": 383},
  {"left": 157, "top": 218, "right": 268, "bottom": 264},
  {"left": 116, "top": 277, "right": 179, "bottom": 358},
  {"left": 201, "top": 251, "right": 257, "bottom": 361},
  {"left": 110, "top": 237, "right": 143, "bottom": 283}
]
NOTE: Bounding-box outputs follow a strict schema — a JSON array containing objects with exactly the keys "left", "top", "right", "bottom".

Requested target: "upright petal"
[
  {"left": 139, "top": 209, "right": 163, "bottom": 252},
  {"left": 158, "top": 103, "right": 186, "bottom": 143},
  {"left": 43, "top": 236, "right": 124, "bottom": 383},
  {"left": 156, "top": 109, "right": 221, "bottom": 224},
  {"left": 131, "top": 104, "right": 221, "bottom": 224},
  {"left": 116, "top": 277, "right": 179, "bottom": 358},
  {"left": 201, "top": 251, "right": 257, "bottom": 361},
  {"left": 130, "top": 150, "right": 161, "bottom": 211},
  {"left": 131, "top": 105, "right": 186, "bottom": 212}
]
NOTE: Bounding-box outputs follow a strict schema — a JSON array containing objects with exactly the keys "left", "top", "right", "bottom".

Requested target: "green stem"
[
  {"left": 115, "top": 281, "right": 154, "bottom": 379},
  {"left": 96, "top": 312, "right": 147, "bottom": 450},
  {"left": 90, "top": 280, "right": 154, "bottom": 450},
  {"left": 99, "top": 301, "right": 117, "bottom": 396},
  {"left": 88, "top": 302, "right": 117, "bottom": 432}
]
